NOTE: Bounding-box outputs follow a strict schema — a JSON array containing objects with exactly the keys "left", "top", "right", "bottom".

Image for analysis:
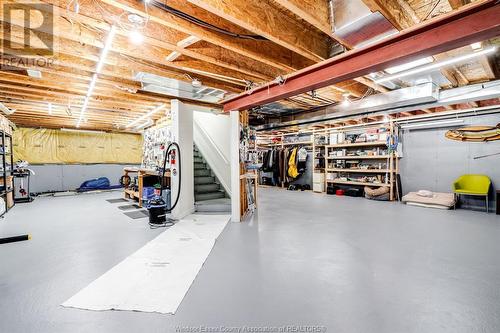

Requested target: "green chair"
[{"left": 453, "top": 174, "right": 491, "bottom": 212}]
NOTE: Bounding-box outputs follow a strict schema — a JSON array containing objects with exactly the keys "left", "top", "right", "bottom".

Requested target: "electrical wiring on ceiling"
[{"left": 147, "top": 0, "right": 268, "bottom": 41}]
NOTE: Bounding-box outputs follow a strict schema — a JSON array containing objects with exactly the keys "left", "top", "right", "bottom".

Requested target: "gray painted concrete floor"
[{"left": 1, "top": 189, "right": 499, "bottom": 333}]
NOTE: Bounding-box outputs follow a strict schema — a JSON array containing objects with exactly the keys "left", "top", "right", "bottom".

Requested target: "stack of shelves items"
[
  {"left": 240, "top": 111, "right": 257, "bottom": 218},
  {"left": 313, "top": 132, "right": 327, "bottom": 192},
  {"left": 0, "top": 130, "right": 14, "bottom": 216},
  {"left": 325, "top": 124, "right": 399, "bottom": 200}
]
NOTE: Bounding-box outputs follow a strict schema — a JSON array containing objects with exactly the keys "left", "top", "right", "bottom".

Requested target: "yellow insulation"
[{"left": 13, "top": 128, "right": 143, "bottom": 164}]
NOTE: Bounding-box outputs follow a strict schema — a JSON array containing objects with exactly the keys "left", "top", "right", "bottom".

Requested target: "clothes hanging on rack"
[
  {"left": 261, "top": 146, "right": 309, "bottom": 186},
  {"left": 297, "top": 147, "right": 308, "bottom": 174},
  {"left": 288, "top": 147, "right": 299, "bottom": 179}
]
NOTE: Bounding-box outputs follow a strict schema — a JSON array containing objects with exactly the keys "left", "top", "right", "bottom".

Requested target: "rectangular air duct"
[{"left": 134, "top": 72, "right": 226, "bottom": 104}]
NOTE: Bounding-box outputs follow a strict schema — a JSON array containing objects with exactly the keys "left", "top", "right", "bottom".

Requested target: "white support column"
[
  {"left": 171, "top": 99, "right": 195, "bottom": 219},
  {"left": 230, "top": 110, "right": 241, "bottom": 222}
]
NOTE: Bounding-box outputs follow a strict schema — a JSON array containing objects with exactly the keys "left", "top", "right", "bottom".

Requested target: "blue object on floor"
[{"left": 77, "top": 177, "right": 122, "bottom": 192}]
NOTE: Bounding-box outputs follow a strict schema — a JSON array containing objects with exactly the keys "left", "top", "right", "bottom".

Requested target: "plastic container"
[{"left": 142, "top": 187, "right": 155, "bottom": 200}]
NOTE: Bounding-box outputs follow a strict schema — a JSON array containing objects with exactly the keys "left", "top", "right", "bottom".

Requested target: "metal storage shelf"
[{"left": 0, "top": 131, "right": 14, "bottom": 217}]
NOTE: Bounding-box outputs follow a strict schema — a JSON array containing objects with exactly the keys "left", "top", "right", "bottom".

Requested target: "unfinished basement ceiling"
[{"left": 0, "top": 0, "right": 497, "bottom": 132}]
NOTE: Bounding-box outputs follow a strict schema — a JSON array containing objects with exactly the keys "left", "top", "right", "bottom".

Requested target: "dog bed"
[
  {"left": 402, "top": 191, "right": 456, "bottom": 210},
  {"left": 364, "top": 186, "right": 390, "bottom": 201}
]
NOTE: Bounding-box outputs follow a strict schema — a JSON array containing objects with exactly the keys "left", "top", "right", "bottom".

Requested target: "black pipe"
[{"left": 0, "top": 234, "right": 30, "bottom": 244}]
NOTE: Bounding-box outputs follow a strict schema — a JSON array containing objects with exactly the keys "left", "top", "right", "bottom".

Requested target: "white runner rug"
[{"left": 62, "top": 214, "right": 230, "bottom": 314}]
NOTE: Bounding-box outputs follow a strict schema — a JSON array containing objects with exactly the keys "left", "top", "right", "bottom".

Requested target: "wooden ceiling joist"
[
  {"left": 98, "top": 0, "right": 313, "bottom": 71},
  {"left": 185, "top": 0, "right": 330, "bottom": 62}
]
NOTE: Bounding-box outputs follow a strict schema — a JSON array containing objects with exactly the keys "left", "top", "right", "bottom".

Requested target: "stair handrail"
[{"left": 194, "top": 118, "right": 229, "bottom": 165}]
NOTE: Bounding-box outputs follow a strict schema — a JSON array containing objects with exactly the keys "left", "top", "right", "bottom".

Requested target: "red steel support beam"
[{"left": 223, "top": 0, "right": 500, "bottom": 112}]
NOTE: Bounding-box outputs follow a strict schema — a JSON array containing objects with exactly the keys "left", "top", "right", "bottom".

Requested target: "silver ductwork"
[
  {"left": 134, "top": 72, "right": 226, "bottom": 104},
  {"left": 254, "top": 80, "right": 500, "bottom": 131}
]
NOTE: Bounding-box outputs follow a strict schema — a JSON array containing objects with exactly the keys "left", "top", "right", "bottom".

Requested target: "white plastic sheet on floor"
[{"left": 61, "top": 214, "right": 230, "bottom": 314}]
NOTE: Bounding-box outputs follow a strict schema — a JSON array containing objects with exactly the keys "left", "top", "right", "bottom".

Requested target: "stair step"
[
  {"left": 195, "top": 183, "right": 220, "bottom": 193},
  {"left": 194, "top": 162, "right": 207, "bottom": 170},
  {"left": 194, "top": 176, "right": 215, "bottom": 184},
  {"left": 193, "top": 157, "right": 203, "bottom": 163},
  {"left": 195, "top": 198, "right": 231, "bottom": 213},
  {"left": 195, "top": 191, "right": 225, "bottom": 201},
  {"left": 194, "top": 169, "right": 211, "bottom": 177}
]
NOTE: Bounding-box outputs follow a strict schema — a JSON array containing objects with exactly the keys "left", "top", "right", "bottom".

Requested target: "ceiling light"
[
  {"left": 191, "top": 78, "right": 202, "bottom": 88},
  {"left": 400, "top": 119, "right": 464, "bottom": 130},
  {"left": 77, "top": 26, "right": 116, "bottom": 127},
  {"left": 177, "top": 36, "right": 200, "bottom": 48},
  {"left": 470, "top": 42, "right": 483, "bottom": 50},
  {"left": 0, "top": 102, "right": 15, "bottom": 115},
  {"left": 134, "top": 118, "right": 154, "bottom": 131},
  {"left": 86, "top": 74, "right": 98, "bottom": 97},
  {"left": 375, "top": 47, "right": 496, "bottom": 84},
  {"left": 385, "top": 57, "right": 434, "bottom": 74},
  {"left": 129, "top": 30, "right": 144, "bottom": 45},
  {"left": 27, "top": 69, "right": 42, "bottom": 78},
  {"left": 95, "top": 25, "right": 117, "bottom": 74},
  {"left": 48, "top": 103, "right": 52, "bottom": 115},
  {"left": 383, "top": 115, "right": 390, "bottom": 123},
  {"left": 126, "top": 104, "right": 166, "bottom": 128},
  {"left": 61, "top": 128, "right": 105, "bottom": 134},
  {"left": 165, "top": 51, "right": 180, "bottom": 62},
  {"left": 341, "top": 92, "right": 351, "bottom": 107},
  {"left": 128, "top": 14, "right": 145, "bottom": 25}
]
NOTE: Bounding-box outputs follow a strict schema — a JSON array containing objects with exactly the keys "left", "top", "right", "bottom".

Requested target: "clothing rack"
[{"left": 256, "top": 132, "right": 314, "bottom": 189}]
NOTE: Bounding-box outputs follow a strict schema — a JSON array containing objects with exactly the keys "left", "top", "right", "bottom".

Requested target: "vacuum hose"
[
  {"left": 161, "top": 142, "right": 181, "bottom": 212},
  {"left": 148, "top": 142, "right": 181, "bottom": 229}
]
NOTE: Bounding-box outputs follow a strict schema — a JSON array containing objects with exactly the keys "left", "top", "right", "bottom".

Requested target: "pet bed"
[{"left": 402, "top": 191, "right": 456, "bottom": 210}]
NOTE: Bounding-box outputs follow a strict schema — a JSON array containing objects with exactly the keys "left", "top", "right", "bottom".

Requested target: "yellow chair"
[{"left": 453, "top": 174, "right": 491, "bottom": 212}]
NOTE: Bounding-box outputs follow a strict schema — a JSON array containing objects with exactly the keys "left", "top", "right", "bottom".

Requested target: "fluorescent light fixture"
[
  {"left": 340, "top": 92, "right": 351, "bottom": 107},
  {"left": 165, "top": 51, "right": 180, "bottom": 62},
  {"left": 385, "top": 57, "right": 434, "bottom": 74},
  {"left": 77, "top": 26, "right": 116, "bottom": 127},
  {"left": 87, "top": 74, "right": 98, "bottom": 97},
  {"left": 376, "top": 47, "right": 496, "bottom": 84},
  {"left": 177, "top": 35, "right": 200, "bottom": 48},
  {"left": 95, "top": 25, "right": 117, "bottom": 74},
  {"left": 129, "top": 30, "right": 144, "bottom": 45},
  {"left": 400, "top": 119, "right": 464, "bottom": 130},
  {"left": 191, "top": 78, "right": 202, "bottom": 88},
  {"left": 470, "top": 42, "right": 482, "bottom": 50},
  {"left": 61, "top": 128, "right": 105, "bottom": 134},
  {"left": 48, "top": 103, "right": 52, "bottom": 115},
  {"left": 27, "top": 69, "right": 42, "bottom": 78},
  {"left": 134, "top": 118, "right": 154, "bottom": 130},
  {"left": 0, "top": 102, "right": 15, "bottom": 115},
  {"left": 126, "top": 104, "right": 166, "bottom": 128}
]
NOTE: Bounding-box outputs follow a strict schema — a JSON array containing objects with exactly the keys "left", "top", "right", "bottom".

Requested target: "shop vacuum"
[{"left": 147, "top": 142, "right": 181, "bottom": 228}]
